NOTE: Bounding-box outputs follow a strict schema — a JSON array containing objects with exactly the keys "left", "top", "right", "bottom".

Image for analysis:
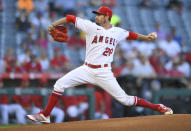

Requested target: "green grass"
[{"left": 0, "top": 124, "right": 32, "bottom": 128}]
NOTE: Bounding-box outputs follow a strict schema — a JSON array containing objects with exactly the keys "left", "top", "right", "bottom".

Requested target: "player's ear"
[{"left": 105, "top": 15, "right": 110, "bottom": 22}]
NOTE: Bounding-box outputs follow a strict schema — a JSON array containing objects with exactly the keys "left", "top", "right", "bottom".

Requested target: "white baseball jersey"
[{"left": 75, "top": 17, "right": 130, "bottom": 65}]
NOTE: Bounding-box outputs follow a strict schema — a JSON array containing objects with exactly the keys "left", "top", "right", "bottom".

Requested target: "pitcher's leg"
[
  {"left": 42, "top": 66, "right": 95, "bottom": 117},
  {"left": 95, "top": 75, "right": 135, "bottom": 106},
  {"left": 54, "top": 66, "right": 95, "bottom": 93},
  {"left": 27, "top": 66, "right": 95, "bottom": 123},
  {"left": 95, "top": 72, "right": 173, "bottom": 114}
]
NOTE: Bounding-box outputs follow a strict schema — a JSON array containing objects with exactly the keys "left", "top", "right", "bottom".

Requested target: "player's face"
[{"left": 95, "top": 14, "right": 107, "bottom": 26}]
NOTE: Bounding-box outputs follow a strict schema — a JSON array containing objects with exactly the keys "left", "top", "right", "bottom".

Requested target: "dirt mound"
[{"left": 2, "top": 114, "right": 191, "bottom": 131}]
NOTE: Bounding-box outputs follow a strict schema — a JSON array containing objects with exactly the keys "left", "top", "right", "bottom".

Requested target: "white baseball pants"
[{"left": 54, "top": 65, "right": 135, "bottom": 106}]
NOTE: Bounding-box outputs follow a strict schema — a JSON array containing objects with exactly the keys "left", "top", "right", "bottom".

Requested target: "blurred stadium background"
[{"left": 0, "top": 0, "right": 191, "bottom": 125}]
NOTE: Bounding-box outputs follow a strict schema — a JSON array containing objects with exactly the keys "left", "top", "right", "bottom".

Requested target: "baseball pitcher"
[{"left": 27, "top": 6, "right": 173, "bottom": 123}]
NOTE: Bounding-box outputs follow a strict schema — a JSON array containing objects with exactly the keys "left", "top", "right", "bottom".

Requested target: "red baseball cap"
[{"left": 92, "top": 6, "right": 112, "bottom": 18}]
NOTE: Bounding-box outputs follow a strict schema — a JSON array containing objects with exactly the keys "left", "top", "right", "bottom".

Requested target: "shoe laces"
[
  {"left": 33, "top": 113, "right": 46, "bottom": 121},
  {"left": 158, "top": 104, "right": 170, "bottom": 113}
]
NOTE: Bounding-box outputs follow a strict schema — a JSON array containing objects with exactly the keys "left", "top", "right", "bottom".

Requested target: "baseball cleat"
[
  {"left": 156, "top": 104, "right": 173, "bottom": 115},
  {"left": 26, "top": 112, "right": 50, "bottom": 124}
]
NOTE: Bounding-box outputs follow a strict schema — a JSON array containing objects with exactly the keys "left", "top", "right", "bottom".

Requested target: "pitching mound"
[{"left": 2, "top": 114, "right": 191, "bottom": 131}]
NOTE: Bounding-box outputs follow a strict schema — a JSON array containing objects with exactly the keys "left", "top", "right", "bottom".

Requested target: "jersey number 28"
[{"left": 103, "top": 47, "right": 113, "bottom": 56}]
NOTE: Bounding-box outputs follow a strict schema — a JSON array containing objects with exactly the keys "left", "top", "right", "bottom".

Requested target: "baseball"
[{"left": 152, "top": 32, "right": 157, "bottom": 39}]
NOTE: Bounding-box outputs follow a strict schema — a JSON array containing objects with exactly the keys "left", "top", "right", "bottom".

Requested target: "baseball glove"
[{"left": 49, "top": 25, "right": 68, "bottom": 42}]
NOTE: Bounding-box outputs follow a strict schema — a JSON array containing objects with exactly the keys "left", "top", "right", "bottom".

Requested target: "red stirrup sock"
[
  {"left": 135, "top": 96, "right": 158, "bottom": 110},
  {"left": 42, "top": 91, "right": 62, "bottom": 117}
]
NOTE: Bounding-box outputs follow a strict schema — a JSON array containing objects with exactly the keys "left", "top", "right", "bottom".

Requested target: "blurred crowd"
[
  {"left": 0, "top": 0, "right": 2, "bottom": 12},
  {"left": 0, "top": 0, "right": 191, "bottom": 124},
  {"left": 139, "top": 0, "right": 185, "bottom": 14},
  {"left": 0, "top": 0, "right": 190, "bottom": 77}
]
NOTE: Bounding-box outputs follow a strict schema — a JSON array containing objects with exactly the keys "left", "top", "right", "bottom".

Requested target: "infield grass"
[{"left": 0, "top": 124, "right": 32, "bottom": 128}]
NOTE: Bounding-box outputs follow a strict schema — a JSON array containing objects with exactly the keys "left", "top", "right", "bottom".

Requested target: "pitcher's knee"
[
  {"left": 119, "top": 95, "right": 135, "bottom": 107},
  {"left": 54, "top": 78, "right": 69, "bottom": 93}
]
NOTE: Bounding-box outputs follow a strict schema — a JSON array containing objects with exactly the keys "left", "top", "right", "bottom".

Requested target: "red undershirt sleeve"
[
  {"left": 66, "top": 15, "right": 76, "bottom": 24},
  {"left": 126, "top": 31, "right": 138, "bottom": 40}
]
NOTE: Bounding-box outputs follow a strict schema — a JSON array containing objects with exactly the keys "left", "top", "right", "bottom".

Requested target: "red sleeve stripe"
[
  {"left": 66, "top": 15, "right": 76, "bottom": 24},
  {"left": 126, "top": 31, "right": 138, "bottom": 40}
]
